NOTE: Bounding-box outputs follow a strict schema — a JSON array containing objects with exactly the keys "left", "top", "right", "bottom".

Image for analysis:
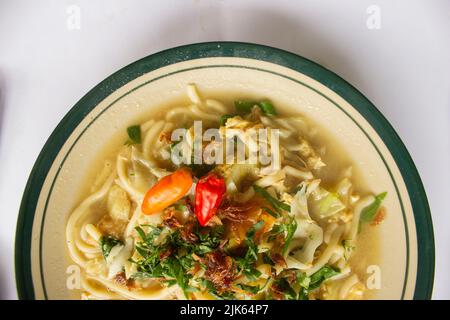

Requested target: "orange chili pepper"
[{"left": 141, "top": 168, "right": 193, "bottom": 215}]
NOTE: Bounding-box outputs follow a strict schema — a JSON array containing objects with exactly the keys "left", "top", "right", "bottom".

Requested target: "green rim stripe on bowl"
[{"left": 15, "top": 42, "right": 434, "bottom": 300}]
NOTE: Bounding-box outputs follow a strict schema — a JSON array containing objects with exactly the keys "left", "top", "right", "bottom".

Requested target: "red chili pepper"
[{"left": 194, "top": 172, "right": 226, "bottom": 226}]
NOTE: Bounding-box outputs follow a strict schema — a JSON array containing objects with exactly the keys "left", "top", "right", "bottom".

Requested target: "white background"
[{"left": 0, "top": 0, "right": 449, "bottom": 300}]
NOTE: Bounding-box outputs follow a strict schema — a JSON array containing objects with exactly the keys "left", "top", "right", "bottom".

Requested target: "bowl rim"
[{"left": 15, "top": 41, "right": 435, "bottom": 300}]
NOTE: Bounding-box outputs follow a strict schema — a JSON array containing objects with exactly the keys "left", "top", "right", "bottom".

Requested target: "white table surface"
[{"left": 1, "top": 0, "right": 449, "bottom": 300}]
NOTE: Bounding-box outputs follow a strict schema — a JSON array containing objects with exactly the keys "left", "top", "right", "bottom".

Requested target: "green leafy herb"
[
  {"left": 298, "top": 287, "right": 309, "bottom": 300},
  {"left": 237, "top": 283, "right": 262, "bottom": 295},
  {"left": 270, "top": 266, "right": 338, "bottom": 300},
  {"left": 267, "top": 224, "right": 284, "bottom": 242},
  {"left": 99, "top": 236, "right": 122, "bottom": 259},
  {"left": 258, "top": 101, "right": 276, "bottom": 115},
  {"left": 234, "top": 221, "right": 265, "bottom": 281},
  {"left": 253, "top": 185, "right": 291, "bottom": 213},
  {"left": 234, "top": 100, "right": 278, "bottom": 115},
  {"left": 269, "top": 224, "right": 284, "bottom": 235},
  {"left": 131, "top": 223, "right": 225, "bottom": 298},
  {"left": 243, "top": 267, "right": 263, "bottom": 281},
  {"left": 282, "top": 217, "right": 298, "bottom": 256},
  {"left": 234, "top": 100, "right": 256, "bottom": 114},
  {"left": 296, "top": 271, "right": 311, "bottom": 289},
  {"left": 135, "top": 225, "right": 162, "bottom": 243},
  {"left": 126, "top": 125, "right": 141, "bottom": 145},
  {"left": 262, "top": 206, "right": 280, "bottom": 218},
  {"left": 309, "top": 265, "right": 340, "bottom": 290},
  {"left": 272, "top": 278, "right": 297, "bottom": 300},
  {"left": 200, "top": 279, "right": 236, "bottom": 300},
  {"left": 360, "top": 192, "right": 387, "bottom": 223},
  {"left": 244, "top": 223, "right": 263, "bottom": 262},
  {"left": 219, "top": 114, "right": 235, "bottom": 126}
]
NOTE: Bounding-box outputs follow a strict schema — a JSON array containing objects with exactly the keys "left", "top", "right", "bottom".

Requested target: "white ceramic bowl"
[{"left": 15, "top": 42, "right": 434, "bottom": 300}]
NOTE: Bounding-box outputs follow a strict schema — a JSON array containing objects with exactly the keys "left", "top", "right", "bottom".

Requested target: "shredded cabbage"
[{"left": 309, "top": 187, "right": 345, "bottom": 219}]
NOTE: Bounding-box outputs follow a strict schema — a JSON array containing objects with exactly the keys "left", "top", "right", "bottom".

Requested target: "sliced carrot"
[
  {"left": 255, "top": 211, "right": 276, "bottom": 240},
  {"left": 260, "top": 211, "right": 276, "bottom": 233}
]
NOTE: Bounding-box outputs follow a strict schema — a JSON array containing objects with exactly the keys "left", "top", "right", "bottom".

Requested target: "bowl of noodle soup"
[{"left": 15, "top": 42, "right": 434, "bottom": 300}]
